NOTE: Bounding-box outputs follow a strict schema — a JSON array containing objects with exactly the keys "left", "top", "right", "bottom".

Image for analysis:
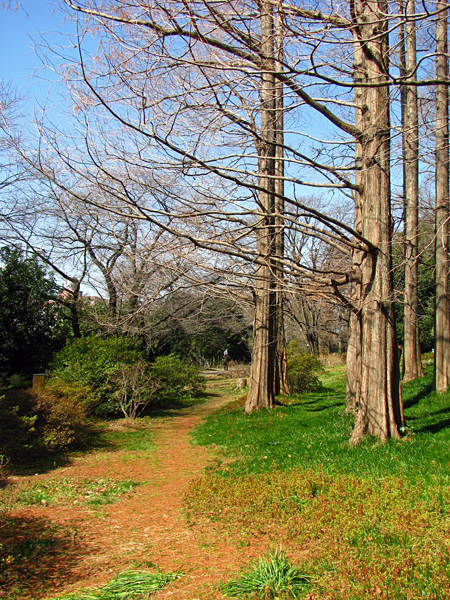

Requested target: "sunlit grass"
[
  {"left": 192, "top": 364, "right": 450, "bottom": 485},
  {"left": 188, "top": 363, "right": 450, "bottom": 599},
  {"left": 16, "top": 477, "right": 140, "bottom": 507}
]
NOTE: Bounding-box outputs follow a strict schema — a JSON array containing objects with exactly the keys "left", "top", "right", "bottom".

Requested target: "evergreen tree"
[{"left": 0, "top": 247, "right": 68, "bottom": 378}]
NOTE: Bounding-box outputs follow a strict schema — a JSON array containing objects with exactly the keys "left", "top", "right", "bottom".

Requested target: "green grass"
[
  {"left": 187, "top": 363, "right": 450, "bottom": 599},
  {"left": 89, "top": 419, "right": 157, "bottom": 454},
  {"left": 45, "top": 569, "right": 182, "bottom": 599},
  {"left": 16, "top": 477, "right": 140, "bottom": 507},
  {"left": 222, "top": 548, "right": 311, "bottom": 599},
  {"left": 192, "top": 364, "right": 450, "bottom": 485}
]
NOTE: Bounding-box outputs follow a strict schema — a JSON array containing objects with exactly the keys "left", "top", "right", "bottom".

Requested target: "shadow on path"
[{"left": 0, "top": 513, "right": 87, "bottom": 599}]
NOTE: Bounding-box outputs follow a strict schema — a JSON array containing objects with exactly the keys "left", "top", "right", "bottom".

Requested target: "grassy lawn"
[{"left": 187, "top": 364, "right": 450, "bottom": 599}]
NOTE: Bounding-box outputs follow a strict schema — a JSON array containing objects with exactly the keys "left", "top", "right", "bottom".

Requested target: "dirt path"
[{"left": 4, "top": 383, "right": 256, "bottom": 600}]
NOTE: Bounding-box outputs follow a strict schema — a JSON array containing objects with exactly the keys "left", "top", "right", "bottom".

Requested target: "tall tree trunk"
[
  {"left": 346, "top": 14, "right": 365, "bottom": 413},
  {"left": 274, "top": 2, "right": 290, "bottom": 396},
  {"left": 401, "top": 0, "right": 424, "bottom": 381},
  {"left": 349, "top": 0, "right": 403, "bottom": 442},
  {"left": 434, "top": 0, "right": 450, "bottom": 392},
  {"left": 345, "top": 282, "right": 362, "bottom": 411},
  {"left": 245, "top": 0, "right": 277, "bottom": 411}
]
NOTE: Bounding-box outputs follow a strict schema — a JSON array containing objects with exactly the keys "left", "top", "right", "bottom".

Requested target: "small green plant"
[
  {"left": 222, "top": 548, "right": 311, "bottom": 599},
  {"left": 286, "top": 342, "right": 324, "bottom": 394},
  {"left": 45, "top": 569, "right": 182, "bottom": 599}
]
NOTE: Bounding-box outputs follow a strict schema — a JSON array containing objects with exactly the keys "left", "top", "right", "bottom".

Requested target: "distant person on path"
[{"left": 223, "top": 349, "right": 229, "bottom": 371}]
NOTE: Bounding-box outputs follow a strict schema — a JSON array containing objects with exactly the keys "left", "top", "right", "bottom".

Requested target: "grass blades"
[
  {"left": 187, "top": 363, "right": 450, "bottom": 598},
  {"left": 222, "top": 548, "right": 310, "bottom": 599},
  {"left": 192, "top": 364, "right": 450, "bottom": 485},
  {"left": 17, "top": 478, "right": 140, "bottom": 508},
  {"left": 46, "top": 570, "right": 182, "bottom": 600}
]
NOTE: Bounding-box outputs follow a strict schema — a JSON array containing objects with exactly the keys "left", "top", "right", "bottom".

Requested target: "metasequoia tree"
[
  {"left": 399, "top": 0, "right": 424, "bottom": 381},
  {"left": 51, "top": 0, "right": 400, "bottom": 439},
  {"left": 273, "top": 2, "right": 290, "bottom": 396},
  {"left": 434, "top": 0, "right": 450, "bottom": 392},
  {"left": 347, "top": 0, "right": 403, "bottom": 441},
  {"left": 245, "top": 0, "right": 283, "bottom": 410},
  {"left": 20, "top": 0, "right": 450, "bottom": 438}
]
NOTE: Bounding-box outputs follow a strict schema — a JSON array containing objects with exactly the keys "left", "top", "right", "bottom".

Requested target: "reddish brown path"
[{"left": 4, "top": 385, "right": 264, "bottom": 600}]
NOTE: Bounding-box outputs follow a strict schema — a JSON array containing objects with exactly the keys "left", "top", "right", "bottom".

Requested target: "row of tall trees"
[{"left": 1, "top": 0, "right": 449, "bottom": 442}]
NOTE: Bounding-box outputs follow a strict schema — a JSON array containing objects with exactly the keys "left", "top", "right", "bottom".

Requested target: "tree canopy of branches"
[{"left": 1, "top": 0, "right": 449, "bottom": 442}]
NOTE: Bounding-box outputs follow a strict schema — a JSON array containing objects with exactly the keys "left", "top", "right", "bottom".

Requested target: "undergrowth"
[
  {"left": 45, "top": 569, "right": 182, "bottom": 599},
  {"left": 187, "top": 363, "right": 450, "bottom": 599}
]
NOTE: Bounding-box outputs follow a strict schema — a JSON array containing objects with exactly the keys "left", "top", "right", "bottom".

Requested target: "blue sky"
[{"left": 1, "top": 1, "right": 72, "bottom": 108}]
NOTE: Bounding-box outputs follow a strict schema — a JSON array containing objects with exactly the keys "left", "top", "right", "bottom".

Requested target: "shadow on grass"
[
  {"left": 303, "top": 401, "right": 344, "bottom": 412},
  {"left": 288, "top": 388, "right": 345, "bottom": 413},
  {"left": 144, "top": 394, "right": 207, "bottom": 418},
  {"left": 402, "top": 381, "right": 434, "bottom": 409},
  {"left": 5, "top": 421, "right": 112, "bottom": 477},
  {"left": 406, "top": 404, "right": 450, "bottom": 434},
  {"left": 0, "top": 513, "right": 87, "bottom": 599},
  {"left": 415, "top": 418, "right": 450, "bottom": 434}
]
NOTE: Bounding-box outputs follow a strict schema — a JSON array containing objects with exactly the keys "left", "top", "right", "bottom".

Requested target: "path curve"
[{"left": 7, "top": 384, "right": 250, "bottom": 600}]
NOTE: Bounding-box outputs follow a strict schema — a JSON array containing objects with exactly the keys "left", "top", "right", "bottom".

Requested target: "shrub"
[
  {"left": 112, "top": 360, "right": 160, "bottom": 419},
  {"left": 48, "top": 337, "right": 144, "bottom": 415},
  {"left": 0, "top": 383, "right": 89, "bottom": 463},
  {"left": 34, "top": 380, "right": 89, "bottom": 451},
  {"left": 150, "top": 354, "right": 205, "bottom": 403},
  {"left": 0, "top": 393, "right": 39, "bottom": 462},
  {"left": 287, "top": 342, "right": 324, "bottom": 394}
]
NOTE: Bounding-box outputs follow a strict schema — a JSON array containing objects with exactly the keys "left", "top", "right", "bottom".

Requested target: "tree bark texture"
[
  {"left": 246, "top": 0, "right": 278, "bottom": 411},
  {"left": 349, "top": 0, "right": 403, "bottom": 442},
  {"left": 401, "top": 0, "right": 424, "bottom": 381},
  {"left": 434, "top": 0, "right": 450, "bottom": 393}
]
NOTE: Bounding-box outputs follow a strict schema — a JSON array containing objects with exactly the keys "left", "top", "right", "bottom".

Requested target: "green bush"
[
  {"left": 150, "top": 354, "right": 205, "bottom": 403},
  {"left": 287, "top": 342, "right": 324, "bottom": 394},
  {"left": 48, "top": 337, "right": 144, "bottom": 415}
]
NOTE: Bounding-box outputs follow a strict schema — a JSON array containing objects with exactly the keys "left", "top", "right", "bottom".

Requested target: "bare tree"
[
  {"left": 399, "top": 0, "right": 424, "bottom": 381},
  {"left": 11, "top": 0, "right": 450, "bottom": 439},
  {"left": 112, "top": 359, "right": 159, "bottom": 419},
  {"left": 434, "top": 0, "right": 450, "bottom": 392},
  {"left": 43, "top": 0, "right": 400, "bottom": 439}
]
